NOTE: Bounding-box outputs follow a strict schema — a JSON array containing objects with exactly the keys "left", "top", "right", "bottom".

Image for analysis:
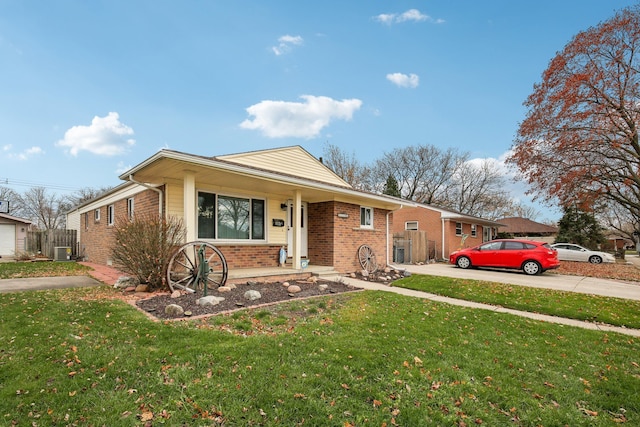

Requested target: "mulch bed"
[{"left": 136, "top": 279, "right": 361, "bottom": 320}]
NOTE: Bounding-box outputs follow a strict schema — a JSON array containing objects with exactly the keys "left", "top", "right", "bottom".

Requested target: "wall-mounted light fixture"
[
  {"left": 280, "top": 203, "right": 288, "bottom": 211},
  {"left": 337, "top": 213, "right": 349, "bottom": 218}
]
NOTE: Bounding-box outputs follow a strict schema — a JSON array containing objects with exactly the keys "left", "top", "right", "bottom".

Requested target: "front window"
[
  {"left": 198, "top": 191, "right": 265, "bottom": 240},
  {"left": 471, "top": 224, "right": 477, "bottom": 237},
  {"left": 360, "top": 206, "right": 373, "bottom": 229}
]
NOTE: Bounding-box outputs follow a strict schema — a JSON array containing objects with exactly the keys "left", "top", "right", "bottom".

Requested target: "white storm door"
[{"left": 286, "top": 201, "right": 308, "bottom": 258}]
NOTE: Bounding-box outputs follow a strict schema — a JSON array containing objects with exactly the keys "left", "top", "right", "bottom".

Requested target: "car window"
[
  {"left": 503, "top": 241, "right": 524, "bottom": 250},
  {"left": 479, "top": 242, "right": 502, "bottom": 250},
  {"left": 524, "top": 243, "right": 536, "bottom": 249}
]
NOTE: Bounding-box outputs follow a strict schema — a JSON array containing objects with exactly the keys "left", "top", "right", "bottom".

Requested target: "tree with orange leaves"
[{"left": 507, "top": 6, "right": 640, "bottom": 227}]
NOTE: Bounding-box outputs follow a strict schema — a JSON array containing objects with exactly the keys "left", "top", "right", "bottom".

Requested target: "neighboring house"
[
  {"left": 67, "top": 146, "right": 406, "bottom": 275},
  {"left": 496, "top": 217, "right": 559, "bottom": 243},
  {"left": 0, "top": 213, "right": 33, "bottom": 257},
  {"left": 390, "top": 203, "right": 504, "bottom": 261}
]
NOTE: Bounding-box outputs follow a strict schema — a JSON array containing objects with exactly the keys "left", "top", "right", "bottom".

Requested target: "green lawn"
[
  {"left": 0, "top": 261, "right": 91, "bottom": 279},
  {"left": 1, "top": 283, "right": 639, "bottom": 425},
  {"left": 394, "top": 274, "right": 640, "bottom": 329}
]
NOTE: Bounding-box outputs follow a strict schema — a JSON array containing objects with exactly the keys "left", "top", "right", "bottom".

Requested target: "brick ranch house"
[
  {"left": 67, "top": 146, "right": 413, "bottom": 279},
  {"left": 390, "top": 203, "right": 505, "bottom": 261}
]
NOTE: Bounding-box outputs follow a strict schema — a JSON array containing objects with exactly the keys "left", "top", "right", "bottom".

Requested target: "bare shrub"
[{"left": 111, "top": 213, "right": 185, "bottom": 290}]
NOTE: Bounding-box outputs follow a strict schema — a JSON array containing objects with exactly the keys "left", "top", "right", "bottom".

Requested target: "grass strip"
[{"left": 394, "top": 274, "right": 640, "bottom": 329}]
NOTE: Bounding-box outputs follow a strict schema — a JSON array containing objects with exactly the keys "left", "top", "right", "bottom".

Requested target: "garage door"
[{"left": 0, "top": 224, "right": 16, "bottom": 256}]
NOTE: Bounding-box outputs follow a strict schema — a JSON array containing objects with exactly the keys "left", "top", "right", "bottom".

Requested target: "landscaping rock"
[
  {"left": 114, "top": 276, "right": 139, "bottom": 289},
  {"left": 197, "top": 296, "right": 225, "bottom": 306},
  {"left": 170, "top": 290, "right": 182, "bottom": 298},
  {"left": 135, "top": 284, "right": 149, "bottom": 292},
  {"left": 287, "top": 284, "right": 302, "bottom": 294},
  {"left": 164, "top": 304, "right": 184, "bottom": 316},
  {"left": 217, "top": 286, "right": 232, "bottom": 293},
  {"left": 318, "top": 284, "right": 328, "bottom": 291},
  {"left": 244, "top": 290, "right": 262, "bottom": 301}
]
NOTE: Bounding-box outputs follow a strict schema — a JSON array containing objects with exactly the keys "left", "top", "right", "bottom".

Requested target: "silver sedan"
[{"left": 550, "top": 243, "right": 616, "bottom": 264}]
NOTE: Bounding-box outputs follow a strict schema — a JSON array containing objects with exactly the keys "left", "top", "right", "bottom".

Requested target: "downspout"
[
  {"left": 386, "top": 210, "right": 392, "bottom": 266},
  {"left": 128, "top": 174, "right": 163, "bottom": 216},
  {"left": 441, "top": 217, "right": 446, "bottom": 260}
]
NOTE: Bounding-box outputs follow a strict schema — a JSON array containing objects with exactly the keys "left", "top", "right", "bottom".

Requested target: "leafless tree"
[
  {"left": 0, "top": 186, "right": 24, "bottom": 216},
  {"left": 321, "top": 143, "right": 369, "bottom": 189},
  {"left": 65, "top": 186, "right": 113, "bottom": 207},
  {"left": 369, "top": 144, "right": 468, "bottom": 203},
  {"left": 443, "top": 159, "right": 515, "bottom": 220},
  {"left": 18, "top": 187, "right": 68, "bottom": 229}
]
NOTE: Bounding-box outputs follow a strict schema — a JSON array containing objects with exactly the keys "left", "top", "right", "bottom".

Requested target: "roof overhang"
[{"left": 120, "top": 149, "right": 406, "bottom": 211}]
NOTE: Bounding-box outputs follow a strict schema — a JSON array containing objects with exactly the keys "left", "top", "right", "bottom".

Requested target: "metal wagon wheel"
[
  {"left": 358, "top": 244, "right": 378, "bottom": 273},
  {"left": 167, "top": 241, "right": 228, "bottom": 293}
]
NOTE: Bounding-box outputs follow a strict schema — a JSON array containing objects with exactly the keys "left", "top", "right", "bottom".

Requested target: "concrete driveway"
[{"left": 402, "top": 262, "right": 640, "bottom": 301}]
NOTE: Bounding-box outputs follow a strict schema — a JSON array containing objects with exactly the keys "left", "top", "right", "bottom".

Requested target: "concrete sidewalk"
[{"left": 0, "top": 275, "right": 101, "bottom": 293}]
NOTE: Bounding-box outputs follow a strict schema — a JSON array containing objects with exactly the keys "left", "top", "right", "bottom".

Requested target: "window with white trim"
[
  {"left": 107, "top": 204, "right": 115, "bottom": 226},
  {"left": 405, "top": 221, "right": 418, "bottom": 231},
  {"left": 471, "top": 224, "right": 477, "bottom": 237},
  {"left": 127, "top": 198, "right": 134, "bottom": 220},
  {"left": 94, "top": 208, "right": 100, "bottom": 222},
  {"left": 455, "top": 222, "right": 463, "bottom": 236},
  {"left": 360, "top": 206, "right": 373, "bottom": 229},
  {"left": 84, "top": 212, "right": 89, "bottom": 230},
  {"left": 197, "top": 191, "right": 265, "bottom": 240}
]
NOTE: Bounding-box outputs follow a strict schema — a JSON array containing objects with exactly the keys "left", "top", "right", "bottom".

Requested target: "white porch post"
[
  {"left": 292, "top": 190, "right": 302, "bottom": 269},
  {"left": 183, "top": 171, "right": 196, "bottom": 243}
]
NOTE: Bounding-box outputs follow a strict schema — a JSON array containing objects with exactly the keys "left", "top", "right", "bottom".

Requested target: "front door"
[{"left": 287, "top": 201, "right": 308, "bottom": 257}]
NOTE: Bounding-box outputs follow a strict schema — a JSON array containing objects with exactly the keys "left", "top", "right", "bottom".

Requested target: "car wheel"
[
  {"left": 456, "top": 256, "right": 471, "bottom": 269},
  {"left": 589, "top": 255, "right": 602, "bottom": 264},
  {"left": 522, "top": 260, "right": 541, "bottom": 275}
]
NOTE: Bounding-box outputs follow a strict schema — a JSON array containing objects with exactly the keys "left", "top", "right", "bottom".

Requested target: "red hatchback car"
[{"left": 449, "top": 239, "right": 560, "bottom": 275}]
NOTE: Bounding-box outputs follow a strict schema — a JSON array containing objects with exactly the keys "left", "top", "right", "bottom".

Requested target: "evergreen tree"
[
  {"left": 555, "top": 205, "right": 606, "bottom": 248},
  {"left": 383, "top": 175, "right": 401, "bottom": 198}
]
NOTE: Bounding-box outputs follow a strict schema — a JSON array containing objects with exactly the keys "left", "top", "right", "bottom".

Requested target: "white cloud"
[
  {"left": 374, "top": 9, "right": 444, "bottom": 25},
  {"left": 4, "top": 145, "right": 44, "bottom": 160},
  {"left": 240, "top": 95, "right": 363, "bottom": 138},
  {"left": 56, "top": 112, "right": 135, "bottom": 156},
  {"left": 386, "top": 72, "right": 420, "bottom": 88},
  {"left": 272, "top": 34, "right": 304, "bottom": 56}
]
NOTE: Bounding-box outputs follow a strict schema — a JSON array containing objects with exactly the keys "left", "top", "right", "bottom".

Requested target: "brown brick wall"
[
  {"left": 309, "top": 201, "right": 390, "bottom": 273},
  {"left": 80, "top": 189, "right": 161, "bottom": 265},
  {"left": 216, "top": 245, "right": 283, "bottom": 269},
  {"left": 391, "top": 207, "right": 489, "bottom": 259}
]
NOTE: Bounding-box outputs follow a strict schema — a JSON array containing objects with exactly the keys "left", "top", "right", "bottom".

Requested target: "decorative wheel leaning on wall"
[
  {"left": 166, "top": 241, "right": 228, "bottom": 294},
  {"left": 357, "top": 244, "right": 378, "bottom": 274}
]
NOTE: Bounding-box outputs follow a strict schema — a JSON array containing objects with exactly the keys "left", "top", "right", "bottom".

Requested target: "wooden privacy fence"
[
  {"left": 392, "top": 230, "right": 436, "bottom": 264},
  {"left": 25, "top": 229, "right": 77, "bottom": 260}
]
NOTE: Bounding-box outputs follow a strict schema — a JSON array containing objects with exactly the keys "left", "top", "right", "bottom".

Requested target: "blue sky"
[{"left": 1, "top": 1, "right": 637, "bottom": 220}]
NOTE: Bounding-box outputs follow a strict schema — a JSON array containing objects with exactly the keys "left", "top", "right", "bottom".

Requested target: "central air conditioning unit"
[{"left": 54, "top": 247, "right": 72, "bottom": 261}]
